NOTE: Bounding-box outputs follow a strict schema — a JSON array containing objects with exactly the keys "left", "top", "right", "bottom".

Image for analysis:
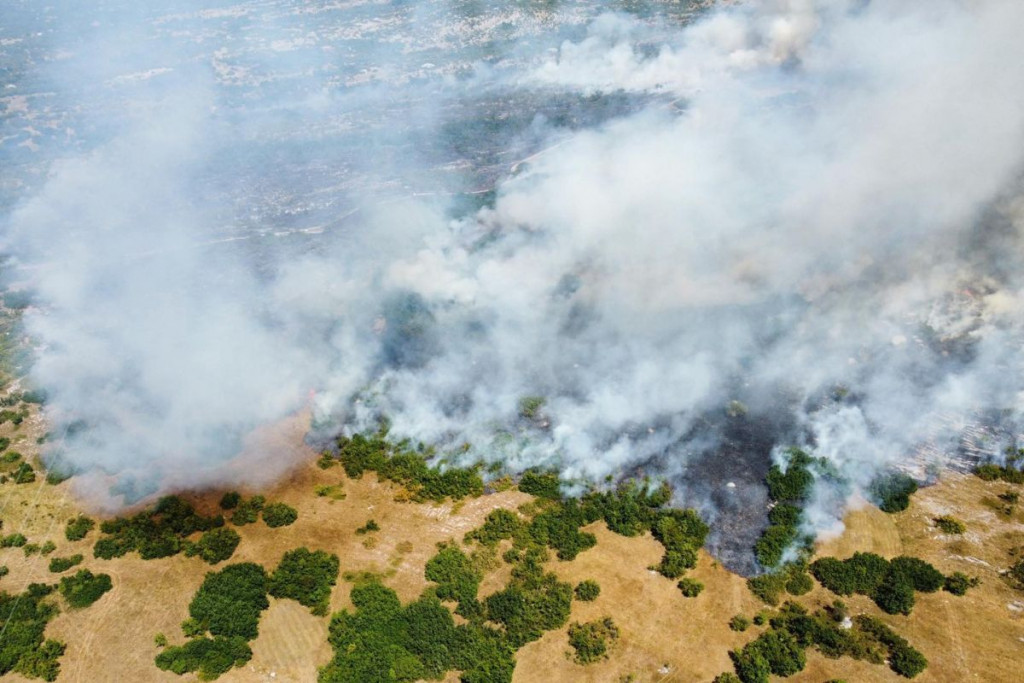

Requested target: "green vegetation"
[
  {"left": 40, "top": 541, "right": 56, "bottom": 555},
  {"left": 726, "top": 601, "right": 927, "bottom": 682},
  {"left": 747, "top": 562, "right": 814, "bottom": 605},
  {"left": 466, "top": 509, "right": 522, "bottom": 545},
  {"left": 425, "top": 543, "right": 482, "bottom": 618},
  {"left": 187, "top": 527, "right": 241, "bottom": 565},
  {"left": 974, "top": 449, "right": 1024, "bottom": 484},
  {"left": 188, "top": 563, "right": 269, "bottom": 640},
  {"left": 869, "top": 472, "right": 918, "bottom": 513},
  {"left": 677, "top": 578, "right": 704, "bottom": 597},
  {"left": 59, "top": 569, "right": 112, "bottom": 609},
  {"left": 269, "top": 548, "right": 340, "bottom": 616},
  {"left": 314, "top": 483, "right": 346, "bottom": 500},
  {"left": 155, "top": 633, "right": 168, "bottom": 647},
  {"left": 756, "top": 449, "right": 820, "bottom": 568},
  {"left": 261, "top": 502, "right": 298, "bottom": 528},
  {"left": 155, "top": 636, "right": 252, "bottom": 680},
  {"left": 484, "top": 553, "right": 573, "bottom": 648},
  {"left": 730, "top": 615, "right": 751, "bottom": 632},
  {"left": 933, "top": 515, "right": 966, "bottom": 534},
  {"left": 355, "top": 519, "right": 380, "bottom": 535},
  {"left": 229, "top": 495, "right": 265, "bottom": 525},
  {"left": 2, "top": 533, "right": 27, "bottom": 548},
  {"left": 64, "top": 515, "right": 95, "bottom": 542},
  {"left": 567, "top": 617, "right": 619, "bottom": 664},
  {"left": 47, "top": 554, "right": 83, "bottom": 573},
  {"left": 0, "top": 583, "right": 64, "bottom": 681},
  {"left": 335, "top": 432, "right": 484, "bottom": 502},
  {"left": 218, "top": 492, "right": 241, "bottom": 510},
  {"left": 809, "top": 553, "right": 948, "bottom": 615},
  {"left": 1005, "top": 559, "right": 1024, "bottom": 590},
  {"left": 517, "top": 396, "right": 546, "bottom": 420},
  {"left": 93, "top": 496, "right": 223, "bottom": 560},
  {"left": 12, "top": 461, "right": 35, "bottom": 484},
  {"left": 574, "top": 580, "right": 600, "bottom": 602},
  {"left": 943, "top": 572, "right": 980, "bottom": 596}
]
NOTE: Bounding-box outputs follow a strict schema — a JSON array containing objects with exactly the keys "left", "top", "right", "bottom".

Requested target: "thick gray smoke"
[{"left": 3, "top": 1, "right": 1024, "bottom": 567}]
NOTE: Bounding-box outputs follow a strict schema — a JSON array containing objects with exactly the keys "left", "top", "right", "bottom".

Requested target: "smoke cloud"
[{"left": 3, "top": 0, "right": 1024, "bottom": 569}]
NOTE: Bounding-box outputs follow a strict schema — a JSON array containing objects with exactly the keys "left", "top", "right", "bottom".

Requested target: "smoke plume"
[{"left": 2, "top": 0, "right": 1024, "bottom": 569}]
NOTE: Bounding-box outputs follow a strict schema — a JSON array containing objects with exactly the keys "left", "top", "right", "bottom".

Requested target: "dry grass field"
[{"left": 1, "top": 408, "right": 1022, "bottom": 682}]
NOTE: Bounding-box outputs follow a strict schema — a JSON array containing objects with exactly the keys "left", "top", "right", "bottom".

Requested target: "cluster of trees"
[
  {"left": 187, "top": 563, "right": 269, "bottom": 640},
  {"left": 333, "top": 433, "right": 485, "bottom": 502},
  {"left": 228, "top": 495, "right": 265, "bottom": 525},
  {"left": 975, "top": 460, "right": 1024, "bottom": 485},
  {"left": 219, "top": 492, "right": 297, "bottom": 528},
  {"left": 756, "top": 449, "right": 819, "bottom": 568},
  {"left": 425, "top": 544, "right": 482, "bottom": 619},
  {"left": 0, "top": 584, "right": 64, "bottom": 681},
  {"left": 722, "top": 600, "right": 927, "bottom": 682},
  {"left": 869, "top": 472, "right": 919, "bottom": 513},
  {"left": 747, "top": 562, "right": 813, "bottom": 606},
  {"left": 933, "top": 516, "right": 966, "bottom": 535},
  {"left": 355, "top": 519, "right": 380, "bottom": 535},
  {"left": 269, "top": 548, "right": 340, "bottom": 616},
  {"left": 321, "top": 581, "right": 515, "bottom": 683},
  {"left": 47, "top": 554, "right": 83, "bottom": 573},
  {"left": 810, "top": 552, "right": 972, "bottom": 615},
  {"left": 567, "top": 617, "right": 619, "bottom": 664},
  {"left": 64, "top": 515, "right": 95, "bottom": 541},
  {"left": 155, "top": 636, "right": 252, "bottom": 680},
  {"left": 58, "top": 569, "right": 112, "bottom": 609},
  {"left": 93, "top": 496, "right": 223, "bottom": 560}
]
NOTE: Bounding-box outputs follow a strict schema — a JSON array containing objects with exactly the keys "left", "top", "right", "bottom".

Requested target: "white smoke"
[{"left": 3, "top": 0, "right": 1024, "bottom": 555}]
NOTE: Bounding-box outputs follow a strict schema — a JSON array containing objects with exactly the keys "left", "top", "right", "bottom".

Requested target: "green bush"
[
  {"left": 943, "top": 572, "right": 979, "bottom": 596},
  {"left": 872, "top": 573, "right": 915, "bottom": 615},
  {"left": 261, "top": 503, "right": 298, "bottom": 528},
  {"left": 12, "top": 462, "right": 35, "bottom": 484},
  {"left": 59, "top": 569, "right": 113, "bottom": 609},
  {"left": 155, "top": 635, "right": 252, "bottom": 680},
  {"left": 269, "top": 548, "right": 339, "bottom": 616},
  {"left": 574, "top": 580, "right": 600, "bottom": 602},
  {"left": 869, "top": 473, "right": 918, "bottom": 513},
  {"left": 48, "top": 554, "right": 83, "bottom": 573},
  {"left": 229, "top": 496, "right": 265, "bottom": 526},
  {"left": 65, "top": 515, "right": 95, "bottom": 541},
  {"left": 2, "top": 533, "right": 27, "bottom": 548},
  {"left": 730, "top": 615, "right": 751, "bottom": 632},
  {"left": 518, "top": 470, "right": 562, "bottom": 500},
  {"left": 747, "top": 573, "right": 787, "bottom": 606},
  {"left": 425, "top": 544, "right": 481, "bottom": 616},
  {"left": 189, "top": 563, "right": 269, "bottom": 639},
  {"left": 677, "top": 578, "right": 704, "bottom": 597},
  {"left": 567, "top": 617, "right": 619, "bottom": 664},
  {"left": 355, "top": 519, "right": 380, "bottom": 535},
  {"left": 218, "top": 492, "right": 241, "bottom": 510},
  {"left": 190, "top": 527, "right": 241, "bottom": 565},
  {"left": 888, "top": 556, "right": 944, "bottom": 593},
  {"left": 467, "top": 509, "right": 522, "bottom": 545},
  {"left": 765, "top": 449, "right": 815, "bottom": 503}
]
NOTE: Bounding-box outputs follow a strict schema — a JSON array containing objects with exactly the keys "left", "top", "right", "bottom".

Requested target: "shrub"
[
  {"left": 730, "top": 615, "right": 751, "bottom": 632},
  {"left": 765, "top": 449, "right": 815, "bottom": 502},
  {"left": 40, "top": 541, "right": 56, "bottom": 555},
  {"left": 567, "top": 617, "right": 619, "bottom": 664},
  {"left": 12, "top": 462, "right": 35, "bottom": 484},
  {"left": 218, "top": 492, "right": 241, "bottom": 510},
  {"left": 93, "top": 496, "right": 223, "bottom": 560},
  {"left": 65, "top": 515, "right": 95, "bottom": 541},
  {"left": 229, "top": 496, "right": 265, "bottom": 525},
  {"left": 518, "top": 470, "right": 562, "bottom": 500},
  {"left": 747, "top": 573, "right": 787, "bottom": 605},
  {"left": 1, "top": 533, "right": 27, "bottom": 548},
  {"left": 155, "top": 633, "right": 168, "bottom": 647},
  {"left": 154, "top": 635, "right": 252, "bottom": 680},
  {"left": 269, "top": 548, "right": 339, "bottom": 616},
  {"left": 467, "top": 509, "right": 521, "bottom": 545},
  {"left": 190, "top": 527, "right": 241, "bottom": 565},
  {"left": 943, "top": 572, "right": 979, "bottom": 596},
  {"left": 574, "top": 580, "right": 600, "bottom": 602},
  {"left": 189, "top": 563, "right": 269, "bottom": 639},
  {"left": 425, "top": 544, "right": 481, "bottom": 616},
  {"left": 677, "top": 578, "right": 704, "bottom": 597},
  {"left": 261, "top": 503, "right": 298, "bottom": 528},
  {"left": 869, "top": 473, "right": 918, "bottom": 513},
  {"left": 888, "top": 556, "right": 944, "bottom": 593},
  {"left": 59, "top": 569, "right": 113, "bottom": 609},
  {"left": 355, "top": 519, "right": 380, "bottom": 535},
  {"left": 48, "top": 554, "right": 83, "bottom": 573},
  {"left": 714, "top": 675, "right": 742, "bottom": 683},
  {"left": 933, "top": 516, "right": 965, "bottom": 534},
  {"left": 872, "top": 573, "right": 915, "bottom": 615}
]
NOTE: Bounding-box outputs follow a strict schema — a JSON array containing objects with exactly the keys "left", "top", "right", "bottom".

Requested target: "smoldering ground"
[{"left": 2, "top": 1, "right": 1024, "bottom": 573}]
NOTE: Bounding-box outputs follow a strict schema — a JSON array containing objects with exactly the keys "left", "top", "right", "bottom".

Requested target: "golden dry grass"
[{"left": 1, "top": 408, "right": 1023, "bottom": 683}]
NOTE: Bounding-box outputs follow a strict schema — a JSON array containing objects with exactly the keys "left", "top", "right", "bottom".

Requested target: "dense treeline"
[
  {"left": 869, "top": 472, "right": 919, "bottom": 513},
  {"left": 809, "top": 552, "right": 971, "bottom": 615},
  {"left": 0, "top": 584, "right": 64, "bottom": 681},
  {"left": 155, "top": 636, "right": 252, "bottom": 680},
  {"left": 332, "top": 432, "right": 484, "bottom": 502},
  {"left": 722, "top": 600, "right": 927, "bottom": 682},
  {"left": 93, "top": 496, "right": 223, "bottom": 560}
]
